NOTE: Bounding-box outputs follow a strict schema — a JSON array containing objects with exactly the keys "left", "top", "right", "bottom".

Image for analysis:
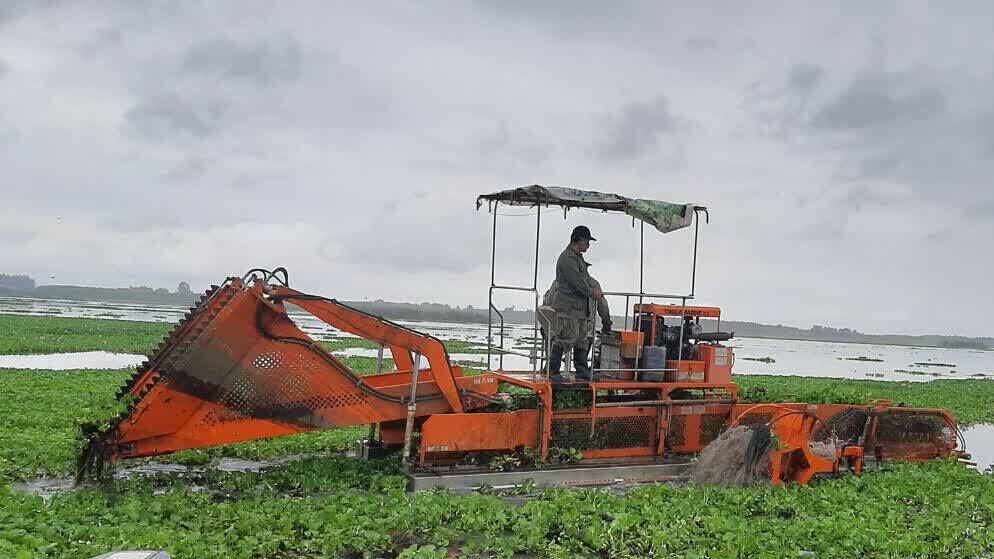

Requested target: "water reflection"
[
  {"left": 962, "top": 424, "right": 994, "bottom": 472},
  {"left": 0, "top": 351, "right": 144, "bottom": 370}
]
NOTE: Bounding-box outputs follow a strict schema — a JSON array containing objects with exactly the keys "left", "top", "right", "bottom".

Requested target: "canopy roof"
[{"left": 477, "top": 185, "right": 703, "bottom": 235}]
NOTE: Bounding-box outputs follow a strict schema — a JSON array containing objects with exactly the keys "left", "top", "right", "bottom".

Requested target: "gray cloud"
[
  {"left": 685, "top": 38, "right": 718, "bottom": 51},
  {"left": 182, "top": 37, "right": 302, "bottom": 85},
  {"left": 475, "top": 122, "right": 554, "bottom": 169},
  {"left": 752, "top": 65, "right": 994, "bottom": 221},
  {"left": 0, "top": 0, "right": 30, "bottom": 24},
  {"left": 124, "top": 92, "right": 227, "bottom": 140},
  {"left": 164, "top": 157, "right": 211, "bottom": 183},
  {"left": 119, "top": 37, "right": 309, "bottom": 143},
  {"left": 742, "top": 63, "right": 825, "bottom": 139},
  {"left": 965, "top": 200, "right": 994, "bottom": 217},
  {"left": 788, "top": 64, "right": 824, "bottom": 96},
  {"left": 415, "top": 122, "right": 555, "bottom": 178},
  {"left": 595, "top": 97, "right": 688, "bottom": 161},
  {"left": 795, "top": 215, "right": 848, "bottom": 242},
  {"left": 476, "top": 0, "right": 644, "bottom": 26},
  {"left": 839, "top": 184, "right": 904, "bottom": 211},
  {"left": 340, "top": 200, "right": 489, "bottom": 275},
  {"left": 810, "top": 73, "right": 946, "bottom": 131}
]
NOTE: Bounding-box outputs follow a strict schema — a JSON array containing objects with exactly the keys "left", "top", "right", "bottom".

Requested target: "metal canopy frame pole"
[
  {"left": 633, "top": 221, "right": 645, "bottom": 379},
  {"left": 532, "top": 204, "right": 541, "bottom": 379},
  {"left": 486, "top": 201, "right": 542, "bottom": 375},
  {"left": 691, "top": 211, "right": 700, "bottom": 297},
  {"left": 678, "top": 212, "right": 702, "bottom": 366},
  {"left": 487, "top": 203, "right": 498, "bottom": 371}
]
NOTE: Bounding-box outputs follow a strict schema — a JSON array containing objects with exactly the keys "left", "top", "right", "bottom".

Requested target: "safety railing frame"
[{"left": 484, "top": 198, "right": 707, "bottom": 381}]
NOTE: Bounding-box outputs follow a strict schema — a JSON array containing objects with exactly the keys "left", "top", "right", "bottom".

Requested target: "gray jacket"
[
  {"left": 552, "top": 246, "right": 595, "bottom": 319},
  {"left": 543, "top": 278, "right": 611, "bottom": 326}
]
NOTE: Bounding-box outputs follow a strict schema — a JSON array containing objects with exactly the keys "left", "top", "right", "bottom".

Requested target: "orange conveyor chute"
[{"left": 79, "top": 275, "right": 498, "bottom": 473}]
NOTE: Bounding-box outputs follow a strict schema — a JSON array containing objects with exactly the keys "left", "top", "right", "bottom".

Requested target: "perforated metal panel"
[
  {"left": 252, "top": 351, "right": 283, "bottom": 369},
  {"left": 201, "top": 348, "right": 367, "bottom": 426}
]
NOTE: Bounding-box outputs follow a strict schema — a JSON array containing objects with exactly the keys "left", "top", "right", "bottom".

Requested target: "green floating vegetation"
[
  {"left": 0, "top": 368, "right": 132, "bottom": 481},
  {"left": 0, "top": 368, "right": 360, "bottom": 482},
  {"left": 441, "top": 339, "right": 493, "bottom": 354},
  {"left": 319, "top": 336, "right": 382, "bottom": 352},
  {"left": 736, "top": 375, "right": 994, "bottom": 426},
  {"left": 2, "top": 316, "right": 994, "bottom": 557},
  {"left": 337, "top": 355, "right": 397, "bottom": 375},
  {"left": 115, "top": 454, "right": 409, "bottom": 495},
  {"left": 741, "top": 356, "right": 776, "bottom": 363},
  {"left": 0, "top": 314, "right": 169, "bottom": 355},
  {"left": 914, "top": 362, "right": 957, "bottom": 368},
  {"left": 840, "top": 356, "right": 885, "bottom": 362},
  {"left": 453, "top": 359, "right": 486, "bottom": 367},
  {"left": 2, "top": 460, "right": 993, "bottom": 558}
]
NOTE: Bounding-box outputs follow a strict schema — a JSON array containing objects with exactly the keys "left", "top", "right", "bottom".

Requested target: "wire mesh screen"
[
  {"left": 551, "top": 415, "right": 653, "bottom": 450},
  {"left": 700, "top": 414, "right": 728, "bottom": 446},
  {"left": 873, "top": 411, "right": 955, "bottom": 453},
  {"left": 736, "top": 412, "right": 774, "bottom": 427},
  {"left": 666, "top": 415, "right": 687, "bottom": 448},
  {"left": 814, "top": 409, "right": 869, "bottom": 445},
  {"left": 202, "top": 348, "right": 367, "bottom": 426}
]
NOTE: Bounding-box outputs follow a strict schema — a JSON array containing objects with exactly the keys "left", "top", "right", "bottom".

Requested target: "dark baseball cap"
[{"left": 570, "top": 225, "right": 596, "bottom": 242}]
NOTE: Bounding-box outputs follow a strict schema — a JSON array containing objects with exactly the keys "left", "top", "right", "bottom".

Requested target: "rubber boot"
[
  {"left": 573, "top": 343, "right": 594, "bottom": 382},
  {"left": 547, "top": 344, "right": 567, "bottom": 384}
]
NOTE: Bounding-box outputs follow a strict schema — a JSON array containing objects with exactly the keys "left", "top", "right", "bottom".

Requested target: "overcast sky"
[{"left": 2, "top": 1, "right": 992, "bottom": 336}]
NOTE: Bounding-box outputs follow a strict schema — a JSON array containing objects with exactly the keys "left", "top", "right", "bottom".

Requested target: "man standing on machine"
[
  {"left": 541, "top": 276, "right": 612, "bottom": 367},
  {"left": 547, "top": 225, "right": 603, "bottom": 383}
]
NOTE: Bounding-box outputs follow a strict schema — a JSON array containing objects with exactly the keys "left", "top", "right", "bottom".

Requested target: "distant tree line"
[
  {"left": 0, "top": 274, "right": 35, "bottom": 291},
  {"left": 0, "top": 273, "right": 199, "bottom": 305},
  {"left": 700, "top": 319, "right": 994, "bottom": 351},
  {"left": 344, "top": 302, "right": 991, "bottom": 350}
]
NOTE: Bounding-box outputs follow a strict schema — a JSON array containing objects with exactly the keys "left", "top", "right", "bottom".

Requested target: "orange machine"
[
  {"left": 598, "top": 304, "right": 731, "bottom": 384},
  {"left": 78, "top": 187, "right": 964, "bottom": 488}
]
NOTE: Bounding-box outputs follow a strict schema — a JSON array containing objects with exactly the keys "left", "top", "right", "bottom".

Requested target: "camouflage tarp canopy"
[{"left": 477, "top": 185, "right": 703, "bottom": 235}]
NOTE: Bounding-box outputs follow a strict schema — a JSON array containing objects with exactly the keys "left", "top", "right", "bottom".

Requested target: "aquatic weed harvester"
[{"left": 78, "top": 186, "right": 965, "bottom": 489}]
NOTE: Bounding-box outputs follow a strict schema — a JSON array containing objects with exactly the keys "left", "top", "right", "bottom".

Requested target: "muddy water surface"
[{"left": 12, "top": 454, "right": 324, "bottom": 501}]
